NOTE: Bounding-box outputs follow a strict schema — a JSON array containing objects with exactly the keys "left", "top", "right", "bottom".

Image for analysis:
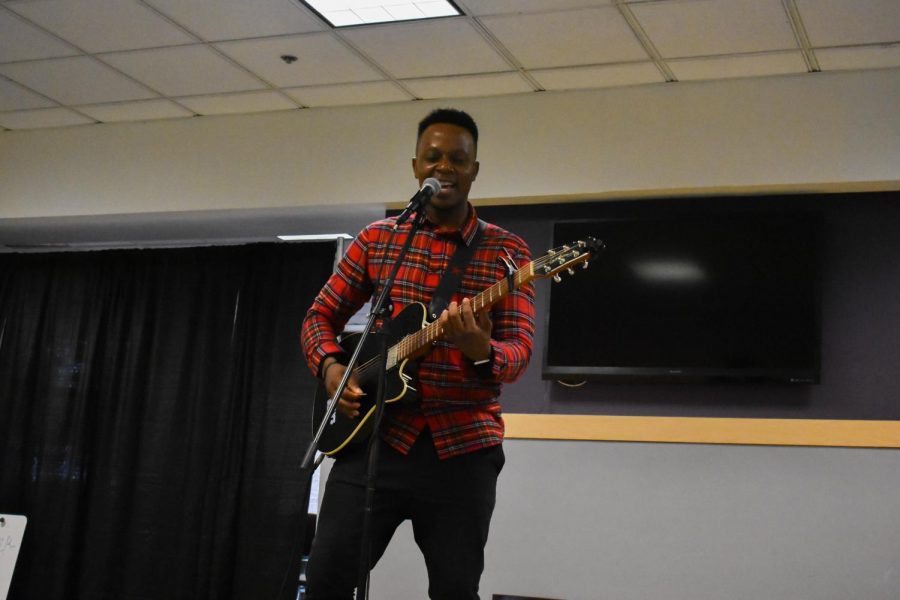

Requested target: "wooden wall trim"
[{"left": 503, "top": 414, "right": 900, "bottom": 448}]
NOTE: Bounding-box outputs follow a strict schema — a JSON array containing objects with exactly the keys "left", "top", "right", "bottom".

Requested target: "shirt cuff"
[{"left": 315, "top": 345, "right": 347, "bottom": 379}]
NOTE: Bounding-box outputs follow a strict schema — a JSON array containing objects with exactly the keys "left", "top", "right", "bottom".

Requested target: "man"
[{"left": 301, "top": 108, "right": 535, "bottom": 599}]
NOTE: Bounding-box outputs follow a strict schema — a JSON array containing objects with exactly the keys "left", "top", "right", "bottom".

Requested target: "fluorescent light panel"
[
  {"left": 278, "top": 233, "right": 353, "bottom": 241},
  {"left": 300, "top": 1, "right": 461, "bottom": 27}
]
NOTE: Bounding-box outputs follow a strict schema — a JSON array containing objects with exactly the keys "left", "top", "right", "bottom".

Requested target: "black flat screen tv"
[{"left": 542, "top": 211, "right": 821, "bottom": 383}]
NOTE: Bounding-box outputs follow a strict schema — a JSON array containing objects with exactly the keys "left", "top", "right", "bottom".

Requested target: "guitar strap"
[{"left": 427, "top": 219, "right": 486, "bottom": 321}]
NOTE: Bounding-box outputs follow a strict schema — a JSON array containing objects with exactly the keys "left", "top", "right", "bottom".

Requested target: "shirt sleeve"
[
  {"left": 300, "top": 228, "right": 375, "bottom": 378},
  {"left": 485, "top": 239, "right": 536, "bottom": 384}
]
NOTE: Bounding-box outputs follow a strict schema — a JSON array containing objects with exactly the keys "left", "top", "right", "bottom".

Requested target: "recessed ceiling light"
[{"left": 299, "top": 1, "right": 461, "bottom": 28}]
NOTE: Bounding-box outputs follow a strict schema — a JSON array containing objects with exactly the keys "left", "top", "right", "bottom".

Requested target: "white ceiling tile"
[
  {"left": 0, "top": 107, "right": 93, "bottom": 129},
  {"left": 216, "top": 34, "right": 383, "bottom": 87},
  {"left": 145, "top": 0, "right": 325, "bottom": 41},
  {"left": 340, "top": 18, "right": 509, "bottom": 78},
  {"left": 630, "top": 0, "right": 797, "bottom": 58},
  {"left": 176, "top": 90, "right": 298, "bottom": 116},
  {"left": 0, "top": 9, "right": 79, "bottom": 62},
  {"left": 77, "top": 99, "right": 193, "bottom": 123},
  {"left": 796, "top": 0, "right": 900, "bottom": 47},
  {"left": 0, "top": 56, "right": 157, "bottom": 104},
  {"left": 8, "top": 0, "right": 197, "bottom": 53},
  {"left": 532, "top": 62, "right": 664, "bottom": 91},
  {"left": 0, "top": 0, "right": 894, "bottom": 132},
  {"left": 101, "top": 46, "right": 265, "bottom": 96},
  {"left": 670, "top": 51, "right": 808, "bottom": 81},
  {"left": 403, "top": 72, "right": 532, "bottom": 99},
  {"left": 817, "top": 45, "right": 900, "bottom": 71},
  {"left": 0, "top": 77, "right": 56, "bottom": 110},
  {"left": 463, "top": 0, "right": 612, "bottom": 16},
  {"left": 285, "top": 81, "right": 410, "bottom": 106},
  {"left": 480, "top": 7, "right": 648, "bottom": 69}
]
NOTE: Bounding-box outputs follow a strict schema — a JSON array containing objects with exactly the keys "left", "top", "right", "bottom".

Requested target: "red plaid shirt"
[{"left": 302, "top": 204, "right": 535, "bottom": 459}]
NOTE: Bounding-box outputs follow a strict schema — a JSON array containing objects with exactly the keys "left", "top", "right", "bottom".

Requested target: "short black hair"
[{"left": 417, "top": 108, "right": 479, "bottom": 146}]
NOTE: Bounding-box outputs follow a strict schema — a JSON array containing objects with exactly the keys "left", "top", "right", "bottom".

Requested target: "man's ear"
[
  {"left": 411, "top": 157, "right": 417, "bottom": 177},
  {"left": 472, "top": 161, "right": 480, "bottom": 181}
]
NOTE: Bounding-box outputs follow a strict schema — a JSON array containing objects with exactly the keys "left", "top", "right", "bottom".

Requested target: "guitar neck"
[
  {"left": 382, "top": 236, "right": 602, "bottom": 369},
  {"left": 389, "top": 261, "right": 536, "bottom": 365}
]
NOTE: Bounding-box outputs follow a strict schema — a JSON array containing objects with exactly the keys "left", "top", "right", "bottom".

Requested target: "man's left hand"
[{"left": 438, "top": 298, "right": 492, "bottom": 361}]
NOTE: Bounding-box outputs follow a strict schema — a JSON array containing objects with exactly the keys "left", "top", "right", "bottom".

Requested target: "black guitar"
[{"left": 312, "top": 237, "right": 604, "bottom": 456}]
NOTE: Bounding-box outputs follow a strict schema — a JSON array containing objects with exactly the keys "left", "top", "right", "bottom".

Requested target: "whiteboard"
[{"left": 0, "top": 515, "right": 26, "bottom": 600}]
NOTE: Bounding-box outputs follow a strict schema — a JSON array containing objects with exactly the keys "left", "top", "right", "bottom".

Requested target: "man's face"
[{"left": 412, "top": 123, "right": 479, "bottom": 214}]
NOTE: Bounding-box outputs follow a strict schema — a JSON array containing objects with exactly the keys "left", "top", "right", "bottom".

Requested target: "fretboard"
[{"left": 388, "top": 260, "right": 536, "bottom": 367}]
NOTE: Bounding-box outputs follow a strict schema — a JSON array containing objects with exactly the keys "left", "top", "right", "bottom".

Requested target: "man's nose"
[{"left": 434, "top": 155, "right": 453, "bottom": 171}]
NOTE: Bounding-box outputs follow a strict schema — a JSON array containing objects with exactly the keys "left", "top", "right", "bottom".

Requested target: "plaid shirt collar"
[{"left": 421, "top": 202, "right": 480, "bottom": 245}]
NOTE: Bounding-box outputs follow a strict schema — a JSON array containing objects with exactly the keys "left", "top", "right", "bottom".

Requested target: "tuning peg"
[
  {"left": 582, "top": 261, "right": 589, "bottom": 269},
  {"left": 553, "top": 274, "right": 562, "bottom": 283},
  {"left": 567, "top": 268, "right": 575, "bottom": 276}
]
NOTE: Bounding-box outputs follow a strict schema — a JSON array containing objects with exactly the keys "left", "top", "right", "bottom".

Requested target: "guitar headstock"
[{"left": 534, "top": 237, "right": 605, "bottom": 282}]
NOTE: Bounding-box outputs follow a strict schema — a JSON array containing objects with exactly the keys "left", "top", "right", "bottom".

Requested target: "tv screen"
[{"left": 542, "top": 211, "right": 821, "bottom": 383}]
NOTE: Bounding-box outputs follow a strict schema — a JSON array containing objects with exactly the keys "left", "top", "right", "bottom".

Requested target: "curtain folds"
[{"left": 0, "top": 242, "right": 336, "bottom": 600}]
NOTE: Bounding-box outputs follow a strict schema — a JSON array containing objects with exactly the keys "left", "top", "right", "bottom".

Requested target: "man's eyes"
[{"left": 425, "top": 152, "right": 470, "bottom": 165}]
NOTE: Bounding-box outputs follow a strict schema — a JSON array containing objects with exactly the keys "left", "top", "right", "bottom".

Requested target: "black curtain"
[{"left": 0, "top": 242, "right": 336, "bottom": 600}]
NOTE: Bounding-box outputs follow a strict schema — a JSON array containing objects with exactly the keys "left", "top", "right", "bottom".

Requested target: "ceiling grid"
[{"left": 0, "top": 0, "right": 897, "bottom": 131}]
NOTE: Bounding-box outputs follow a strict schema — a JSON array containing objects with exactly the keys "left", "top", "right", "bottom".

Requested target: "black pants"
[{"left": 305, "top": 430, "right": 505, "bottom": 600}]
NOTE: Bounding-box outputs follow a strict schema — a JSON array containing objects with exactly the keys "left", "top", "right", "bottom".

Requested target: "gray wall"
[
  {"left": 371, "top": 439, "right": 900, "bottom": 600},
  {"left": 3, "top": 69, "right": 899, "bottom": 221}
]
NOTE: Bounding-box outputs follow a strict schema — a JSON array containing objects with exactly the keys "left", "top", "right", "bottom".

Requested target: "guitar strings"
[{"left": 341, "top": 244, "right": 580, "bottom": 380}]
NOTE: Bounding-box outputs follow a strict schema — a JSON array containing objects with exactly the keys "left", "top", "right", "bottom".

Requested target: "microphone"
[{"left": 394, "top": 178, "right": 440, "bottom": 228}]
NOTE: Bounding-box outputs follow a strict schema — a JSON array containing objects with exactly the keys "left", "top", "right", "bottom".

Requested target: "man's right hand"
[{"left": 322, "top": 358, "right": 365, "bottom": 419}]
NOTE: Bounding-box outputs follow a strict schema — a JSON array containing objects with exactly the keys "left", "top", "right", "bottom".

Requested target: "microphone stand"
[{"left": 299, "top": 203, "right": 430, "bottom": 600}]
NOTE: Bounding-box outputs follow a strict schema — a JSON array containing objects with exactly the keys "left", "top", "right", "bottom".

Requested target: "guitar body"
[{"left": 313, "top": 302, "right": 427, "bottom": 456}]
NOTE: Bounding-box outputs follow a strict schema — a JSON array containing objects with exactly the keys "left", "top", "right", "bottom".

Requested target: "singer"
[{"left": 301, "top": 108, "right": 535, "bottom": 599}]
